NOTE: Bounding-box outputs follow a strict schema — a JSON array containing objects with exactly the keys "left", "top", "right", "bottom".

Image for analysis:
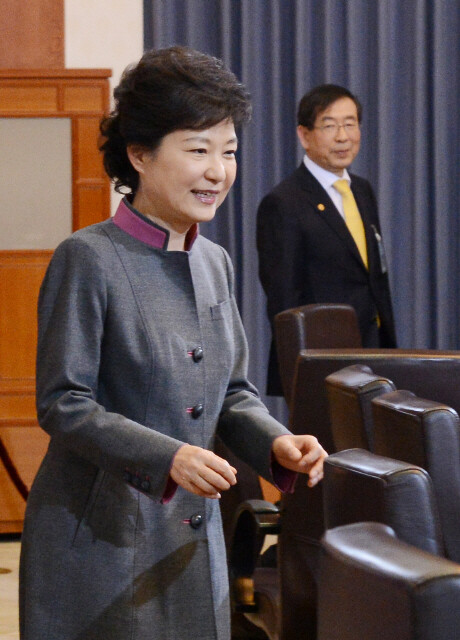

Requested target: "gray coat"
[{"left": 20, "top": 211, "right": 291, "bottom": 640}]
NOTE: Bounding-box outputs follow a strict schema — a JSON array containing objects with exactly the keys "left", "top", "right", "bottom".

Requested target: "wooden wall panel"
[
  {"left": 0, "top": 253, "right": 51, "bottom": 381},
  {"left": 63, "top": 85, "right": 106, "bottom": 112},
  {"left": 0, "top": 86, "right": 58, "bottom": 113},
  {"left": 74, "top": 186, "right": 109, "bottom": 231},
  {"left": 0, "top": 70, "right": 112, "bottom": 236},
  {"left": 75, "top": 117, "right": 106, "bottom": 179},
  {"left": 0, "top": 394, "right": 36, "bottom": 424},
  {"left": 0, "top": 427, "right": 50, "bottom": 533},
  {"left": 0, "top": 0, "right": 64, "bottom": 69}
]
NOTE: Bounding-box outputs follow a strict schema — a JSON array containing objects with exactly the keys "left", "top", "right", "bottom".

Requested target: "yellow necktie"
[{"left": 333, "top": 179, "right": 368, "bottom": 269}]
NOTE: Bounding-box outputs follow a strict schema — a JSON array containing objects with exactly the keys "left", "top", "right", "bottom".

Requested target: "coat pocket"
[{"left": 210, "top": 298, "right": 231, "bottom": 320}]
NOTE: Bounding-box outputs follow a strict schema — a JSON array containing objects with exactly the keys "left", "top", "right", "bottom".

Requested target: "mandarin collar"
[{"left": 113, "top": 197, "right": 199, "bottom": 251}]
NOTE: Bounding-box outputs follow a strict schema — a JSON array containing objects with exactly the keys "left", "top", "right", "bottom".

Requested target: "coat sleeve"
[
  {"left": 215, "top": 247, "right": 295, "bottom": 489},
  {"left": 36, "top": 236, "right": 184, "bottom": 501},
  {"left": 256, "top": 191, "right": 308, "bottom": 326}
]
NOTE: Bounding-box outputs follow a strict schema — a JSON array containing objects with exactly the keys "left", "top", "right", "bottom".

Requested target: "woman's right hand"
[{"left": 170, "top": 444, "right": 237, "bottom": 499}]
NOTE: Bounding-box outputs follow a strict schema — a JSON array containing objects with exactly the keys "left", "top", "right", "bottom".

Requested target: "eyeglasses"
[{"left": 315, "top": 122, "right": 360, "bottom": 136}]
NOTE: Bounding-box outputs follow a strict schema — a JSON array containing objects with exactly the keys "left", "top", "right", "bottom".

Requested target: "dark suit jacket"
[{"left": 257, "top": 162, "right": 397, "bottom": 395}]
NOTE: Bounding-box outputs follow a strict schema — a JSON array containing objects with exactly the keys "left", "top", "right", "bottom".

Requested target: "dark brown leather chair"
[
  {"left": 372, "top": 390, "right": 460, "bottom": 563},
  {"left": 318, "top": 522, "right": 460, "bottom": 640},
  {"left": 325, "top": 364, "right": 396, "bottom": 451},
  {"left": 323, "top": 448, "right": 443, "bottom": 555},
  {"left": 274, "top": 303, "right": 362, "bottom": 403}
]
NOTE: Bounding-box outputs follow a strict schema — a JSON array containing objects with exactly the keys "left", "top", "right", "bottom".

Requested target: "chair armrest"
[{"left": 228, "top": 499, "right": 281, "bottom": 611}]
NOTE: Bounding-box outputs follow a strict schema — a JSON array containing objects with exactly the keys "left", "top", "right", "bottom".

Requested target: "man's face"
[{"left": 297, "top": 97, "right": 361, "bottom": 176}]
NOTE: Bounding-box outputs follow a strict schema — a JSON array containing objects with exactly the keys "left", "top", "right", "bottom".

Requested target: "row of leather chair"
[
  {"left": 226, "top": 303, "right": 460, "bottom": 639},
  {"left": 230, "top": 443, "right": 460, "bottom": 640},
  {"left": 230, "top": 398, "right": 460, "bottom": 638},
  {"left": 276, "top": 305, "right": 460, "bottom": 639},
  {"left": 318, "top": 360, "right": 460, "bottom": 638},
  {"left": 326, "top": 363, "right": 460, "bottom": 563}
]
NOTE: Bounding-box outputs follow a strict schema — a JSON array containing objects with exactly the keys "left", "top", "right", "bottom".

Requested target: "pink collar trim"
[{"left": 113, "top": 198, "right": 199, "bottom": 251}]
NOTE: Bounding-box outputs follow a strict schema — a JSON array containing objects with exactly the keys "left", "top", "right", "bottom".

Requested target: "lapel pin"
[{"left": 317, "top": 203, "right": 325, "bottom": 211}]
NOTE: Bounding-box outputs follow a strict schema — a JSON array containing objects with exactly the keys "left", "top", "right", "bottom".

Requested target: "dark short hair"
[
  {"left": 297, "top": 84, "right": 362, "bottom": 130},
  {"left": 99, "top": 46, "right": 252, "bottom": 194}
]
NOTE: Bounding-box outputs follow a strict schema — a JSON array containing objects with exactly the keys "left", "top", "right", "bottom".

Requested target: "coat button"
[
  {"left": 190, "top": 513, "right": 203, "bottom": 529},
  {"left": 192, "top": 347, "right": 203, "bottom": 362},
  {"left": 191, "top": 404, "right": 204, "bottom": 419}
]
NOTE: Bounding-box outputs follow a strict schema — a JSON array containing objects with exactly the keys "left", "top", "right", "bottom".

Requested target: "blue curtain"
[{"left": 144, "top": 0, "right": 460, "bottom": 421}]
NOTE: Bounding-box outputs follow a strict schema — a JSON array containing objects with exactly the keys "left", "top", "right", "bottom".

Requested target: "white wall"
[{"left": 64, "top": 0, "right": 144, "bottom": 212}]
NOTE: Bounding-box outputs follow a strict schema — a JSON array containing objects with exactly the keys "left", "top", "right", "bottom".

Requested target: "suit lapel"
[{"left": 295, "top": 164, "right": 367, "bottom": 270}]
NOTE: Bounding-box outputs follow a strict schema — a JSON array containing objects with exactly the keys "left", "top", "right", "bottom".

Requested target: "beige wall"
[
  {"left": 65, "top": 0, "right": 143, "bottom": 91},
  {"left": 0, "top": 118, "right": 72, "bottom": 249},
  {"left": 65, "top": 0, "right": 144, "bottom": 212}
]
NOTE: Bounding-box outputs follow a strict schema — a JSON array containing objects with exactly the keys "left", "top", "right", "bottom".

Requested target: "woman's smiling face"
[{"left": 128, "top": 119, "right": 238, "bottom": 234}]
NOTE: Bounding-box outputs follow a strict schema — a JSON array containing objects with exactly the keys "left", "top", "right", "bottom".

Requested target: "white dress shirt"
[{"left": 303, "top": 154, "right": 352, "bottom": 220}]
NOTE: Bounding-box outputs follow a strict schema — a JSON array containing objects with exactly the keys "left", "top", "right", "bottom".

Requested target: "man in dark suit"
[{"left": 257, "top": 84, "right": 396, "bottom": 396}]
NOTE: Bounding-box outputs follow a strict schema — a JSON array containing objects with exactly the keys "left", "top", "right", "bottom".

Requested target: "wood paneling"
[
  {"left": 0, "top": 253, "right": 51, "bottom": 532},
  {"left": 0, "top": 427, "right": 50, "bottom": 533},
  {"left": 0, "top": 70, "right": 112, "bottom": 237},
  {"left": 75, "top": 185, "right": 110, "bottom": 231},
  {"left": 75, "top": 117, "right": 106, "bottom": 179},
  {"left": 0, "top": 0, "right": 64, "bottom": 69},
  {"left": 0, "top": 70, "right": 111, "bottom": 532},
  {"left": 0, "top": 86, "right": 58, "bottom": 113},
  {"left": 0, "top": 70, "right": 111, "bottom": 117},
  {"left": 63, "top": 86, "right": 106, "bottom": 112},
  {"left": 0, "top": 253, "right": 51, "bottom": 381}
]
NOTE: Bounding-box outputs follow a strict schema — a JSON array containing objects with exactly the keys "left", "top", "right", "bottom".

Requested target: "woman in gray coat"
[{"left": 19, "top": 46, "right": 327, "bottom": 640}]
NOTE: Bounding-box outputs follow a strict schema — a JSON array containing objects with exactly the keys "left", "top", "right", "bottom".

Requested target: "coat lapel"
[{"left": 295, "top": 164, "right": 367, "bottom": 270}]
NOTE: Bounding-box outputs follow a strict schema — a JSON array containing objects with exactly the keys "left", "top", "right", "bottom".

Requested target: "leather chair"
[
  {"left": 318, "top": 522, "right": 460, "bottom": 640},
  {"left": 325, "top": 364, "right": 396, "bottom": 451},
  {"left": 372, "top": 390, "right": 460, "bottom": 563},
  {"left": 323, "top": 448, "right": 443, "bottom": 555},
  {"left": 274, "top": 303, "right": 362, "bottom": 403}
]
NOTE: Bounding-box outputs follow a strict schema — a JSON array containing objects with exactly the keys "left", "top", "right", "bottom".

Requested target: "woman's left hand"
[{"left": 271, "top": 434, "right": 328, "bottom": 487}]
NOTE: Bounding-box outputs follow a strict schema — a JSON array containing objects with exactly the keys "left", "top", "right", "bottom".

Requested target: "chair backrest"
[
  {"left": 325, "top": 364, "right": 396, "bottom": 451},
  {"left": 289, "top": 349, "right": 460, "bottom": 450},
  {"left": 323, "top": 448, "right": 444, "bottom": 555},
  {"left": 372, "top": 390, "right": 460, "bottom": 563},
  {"left": 274, "top": 303, "right": 362, "bottom": 403},
  {"left": 318, "top": 522, "right": 460, "bottom": 640}
]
